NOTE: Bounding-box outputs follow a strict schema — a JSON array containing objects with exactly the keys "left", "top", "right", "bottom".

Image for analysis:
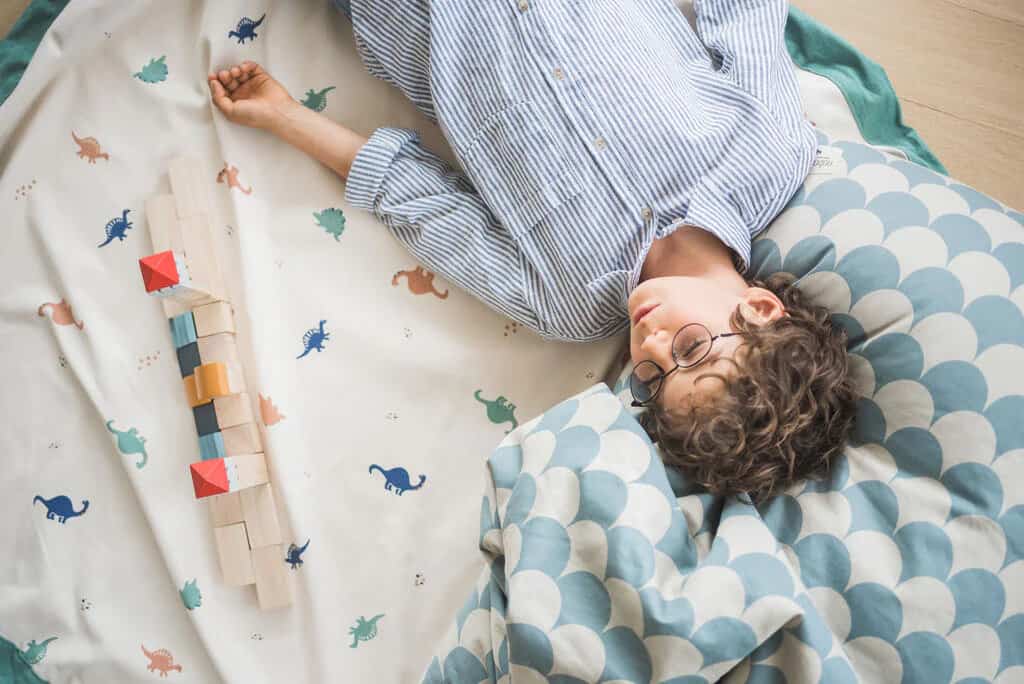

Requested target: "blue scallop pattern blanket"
[{"left": 421, "top": 131, "right": 1024, "bottom": 683}]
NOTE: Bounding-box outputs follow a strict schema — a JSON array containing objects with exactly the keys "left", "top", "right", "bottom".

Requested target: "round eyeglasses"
[{"left": 629, "top": 323, "right": 743, "bottom": 407}]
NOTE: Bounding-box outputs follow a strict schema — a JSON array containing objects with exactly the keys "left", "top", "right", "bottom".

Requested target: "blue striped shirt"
[{"left": 343, "top": 0, "right": 818, "bottom": 343}]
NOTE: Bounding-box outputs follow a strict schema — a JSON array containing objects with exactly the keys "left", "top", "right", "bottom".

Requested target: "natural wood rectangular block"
[
  {"left": 240, "top": 483, "right": 282, "bottom": 548},
  {"left": 144, "top": 194, "right": 180, "bottom": 254},
  {"left": 213, "top": 522, "right": 255, "bottom": 586},
  {"left": 196, "top": 333, "right": 242, "bottom": 377},
  {"left": 213, "top": 393, "right": 254, "bottom": 430},
  {"left": 209, "top": 491, "right": 245, "bottom": 526},
  {"left": 221, "top": 422, "right": 261, "bottom": 456},
  {"left": 252, "top": 544, "right": 290, "bottom": 610},
  {"left": 193, "top": 300, "right": 234, "bottom": 337}
]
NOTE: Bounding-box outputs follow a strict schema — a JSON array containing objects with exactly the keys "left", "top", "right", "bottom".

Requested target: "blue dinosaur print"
[
  {"left": 296, "top": 320, "right": 330, "bottom": 359},
  {"left": 133, "top": 56, "right": 168, "bottom": 83},
  {"left": 229, "top": 14, "right": 266, "bottom": 43},
  {"left": 285, "top": 539, "right": 310, "bottom": 569},
  {"left": 33, "top": 495, "right": 89, "bottom": 524},
  {"left": 97, "top": 209, "right": 132, "bottom": 247},
  {"left": 369, "top": 465, "right": 426, "bottom": 496}
]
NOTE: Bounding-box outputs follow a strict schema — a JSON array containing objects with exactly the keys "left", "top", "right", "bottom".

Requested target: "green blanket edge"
[{"left": 1, "top": 1, "right": 946, "bottom": 175}]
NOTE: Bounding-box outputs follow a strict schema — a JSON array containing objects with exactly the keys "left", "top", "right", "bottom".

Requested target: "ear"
[{"left": 739, "top": 287, "right": 787, "bottom": 325}]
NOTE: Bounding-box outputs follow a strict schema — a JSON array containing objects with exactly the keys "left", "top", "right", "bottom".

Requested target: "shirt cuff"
[{"left": 344, "top": 126, "right": 420, "bottom": 213}]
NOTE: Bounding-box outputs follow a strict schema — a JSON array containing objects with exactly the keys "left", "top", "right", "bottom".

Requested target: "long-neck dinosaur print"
[
  {"left": 97, "top": 209, "right": 132, "bottom": 247},
  {"left": 33, "top": 495, "right": 89, "bottom": 524},
  {"left": 368, "top": 465, "right": 426, "bottom": 496},
  {"left": 37, "top": 298, "right": 84, "bottom": 329},
  {"left": 391, "top": 265, "right": 449, "bottom": 299},
  {"left": 474, "top": 390, "right": 519, "bottom": 434},
  {"left": 71, "top": 131, "right": 109, "bottom": 163},
  {"left": 106, "top": 420, "right": 148, "bottom": 469}
]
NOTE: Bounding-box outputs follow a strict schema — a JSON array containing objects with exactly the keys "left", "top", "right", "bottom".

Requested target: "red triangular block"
[
  {"left": 190, "top": 458, "right": 229, "bottom": 499},
  {"left": 139, "top": 251, "right": 180, "bottom": 292}
]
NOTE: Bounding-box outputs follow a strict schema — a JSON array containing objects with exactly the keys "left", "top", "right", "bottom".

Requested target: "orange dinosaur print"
[
  {"left": 259, "top": 393, "right": 285, "bottom": 426},
  {"left": 38, "top": 299, "right": 84, "bottom": 330},
  {"left": 392, "top": 266, "right": 449, "bottom": 299},
  {"left": 216, "top": 162, "right": 252, "bottom": 194},
  {"left": 141, "top": 644, "right": 182, "bottom": 677},
  {"left": 71, "top": 131, "right": 110, "bottom": 163}
]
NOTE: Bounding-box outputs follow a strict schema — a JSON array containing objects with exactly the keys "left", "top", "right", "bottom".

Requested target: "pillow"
[{"left": 606, "top": 129, "right": 1024, "bottom": 680}]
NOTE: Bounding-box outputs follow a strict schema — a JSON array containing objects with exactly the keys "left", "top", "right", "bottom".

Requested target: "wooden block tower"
[{"left": 138, "top": 157, "right": 290, "bottom": 610}]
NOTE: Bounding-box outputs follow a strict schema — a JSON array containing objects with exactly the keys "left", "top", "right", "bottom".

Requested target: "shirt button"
[
  {"left": 518, "top": 0, "right": 528, "bottom": 10},
  {"left": 594, "top": 136, "right": 606, "bottom": 150},
  {"left": 641, "top": 207, "right": 652, "bottom": 220},
  {"left": 553, "top": 67, "right": 565, "bottom": 80}
]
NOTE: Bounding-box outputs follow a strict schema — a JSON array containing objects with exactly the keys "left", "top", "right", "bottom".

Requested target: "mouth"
[{"left": 633, "top": 304, "right": 658, "bottom": 325}]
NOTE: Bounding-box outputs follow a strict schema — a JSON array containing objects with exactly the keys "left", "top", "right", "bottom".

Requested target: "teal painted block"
[
  {"left": 198, "top": 432, "right": 225, "bottom": 460},
  {"left": 169, "top": 312, "right": 197, "bottom": 348}
]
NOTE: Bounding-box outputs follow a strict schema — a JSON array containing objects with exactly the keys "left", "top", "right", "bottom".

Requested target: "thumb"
[{"left": 207, "top": 77, "right": 234, "bottom": 117}]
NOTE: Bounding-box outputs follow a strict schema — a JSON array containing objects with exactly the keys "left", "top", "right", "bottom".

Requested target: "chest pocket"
[{"left": 457, "top": 99, "right": 586, "bottom": 239}]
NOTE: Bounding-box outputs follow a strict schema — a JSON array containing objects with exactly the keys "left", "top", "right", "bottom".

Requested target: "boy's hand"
[{"left": 207, "top": 61, "right": 296, "bottom": 130}]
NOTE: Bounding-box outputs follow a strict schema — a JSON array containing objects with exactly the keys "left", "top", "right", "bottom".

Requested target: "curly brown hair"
[{"left": 638, "top": 272, "right": 860, "bottom": 505}]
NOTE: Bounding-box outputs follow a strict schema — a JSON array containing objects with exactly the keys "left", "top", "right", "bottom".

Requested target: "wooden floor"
[{"left": 2, "top": 0, "right": 1021, "bottom": 208}]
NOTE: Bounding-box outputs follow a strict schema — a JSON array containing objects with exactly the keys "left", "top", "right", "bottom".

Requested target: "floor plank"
[
  {"left": 944, "top": 0, "right": 1024, "bottom": 27},
  {"left": 899, "top": 98, "right": 1023, "bottom": 208}
]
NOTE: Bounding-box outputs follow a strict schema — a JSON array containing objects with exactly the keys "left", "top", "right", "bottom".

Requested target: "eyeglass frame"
[{"left": 629, "top": 322, "right": 745, "bottom": 408}]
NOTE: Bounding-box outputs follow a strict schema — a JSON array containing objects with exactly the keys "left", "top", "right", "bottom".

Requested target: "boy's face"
[{"left": 628, "top": 276, "right": 783, "bottom": 409}]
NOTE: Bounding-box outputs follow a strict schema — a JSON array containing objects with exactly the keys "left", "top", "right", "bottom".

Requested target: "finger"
[
  {"left": 218, "top": 69, "right": 232, "bottom": 86},
  {"left": 208, "top": 78, "right": 234, "bottom": 115},
  {"left": 227, "top": 78, "right": 240, "bottom": 91},
  {"left": 230, "top": 66, "right": 242, "bottom": 79}
]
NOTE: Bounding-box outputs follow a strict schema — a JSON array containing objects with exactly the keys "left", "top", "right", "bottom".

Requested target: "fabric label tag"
[{"left": 810, "top": 145, "right": 843, "bottom": 175}]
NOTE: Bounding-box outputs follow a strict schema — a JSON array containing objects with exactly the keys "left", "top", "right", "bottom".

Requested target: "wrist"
[{"left": 266, "top": 99, "right": 303, "bottom": 135}]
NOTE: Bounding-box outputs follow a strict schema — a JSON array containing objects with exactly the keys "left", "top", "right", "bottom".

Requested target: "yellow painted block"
[
  {"left": 183, "top": 374, "right": 211, "bottom": 408},
  {"left": 195, "top": 362, "right": 230, "bottom": 401}
]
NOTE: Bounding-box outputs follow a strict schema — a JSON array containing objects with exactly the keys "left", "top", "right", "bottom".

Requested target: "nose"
[{"left": 641, "top": 329, "right": 669, "bottom": 364}]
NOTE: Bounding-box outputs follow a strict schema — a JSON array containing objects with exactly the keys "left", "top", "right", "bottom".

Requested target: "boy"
[{"left": 207, "top": 0, "right": 858, "bottom": 503}]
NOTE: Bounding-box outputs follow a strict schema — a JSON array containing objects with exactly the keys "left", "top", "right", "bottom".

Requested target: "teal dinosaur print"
[
  {"left": 0, "top": 633, "right": 47, "bottom": 683},
  {"left": 19, "top": 637, "right": 57, "bottom": 666},
  {"left": 106, "top": 419, "right": 148, "bottom": 469},
  {"left": 369, "top": 465, "right": 426, "bottom": 496},
  {"left": 133, "top": 55, "right": 168, "bottom": 83},
  {"left": 285, "top": 539, "right": 310, "bottom": 569},
  {"left": 179, "top": 579, "right": 201, "bottom": 610},
  {"left": 474, "top": 390, "right": 518, "bottom": 434},
  {"left": 348, "top": 614, "right": 384, "bottom": 648},
  {"left": 300, "top": 86, "right": 335, "bottom": 112},
  {"left": 228, "top": 14, "right": 265, "bottom": 43},
  {"left": 313, "top": 208, "right": 346, "bottom": 241},
  {"left": 296, "top": 320, "right": 330, "bottom": 359},
  {"left": 33, "top": 495, "right": 89, "bottom": 524},
  {"left": 97, "top": 209, "right": 133, "bottom": 248}
]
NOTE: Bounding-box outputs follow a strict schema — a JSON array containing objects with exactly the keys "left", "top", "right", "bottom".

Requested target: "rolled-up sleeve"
[
  {"left": 344, "top": 126, "right": 543, "bottom": 333},
  {"left": 692, "top": 0, "right": 807, "bottom": 132}
]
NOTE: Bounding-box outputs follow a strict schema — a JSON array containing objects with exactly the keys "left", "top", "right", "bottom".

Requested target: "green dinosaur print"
[
  {"left": 20, "top": 637, "right": 56, "bottom": 666},
  {"left": 300, "top": 86, "right": 335, "bottom": 112},
  {"left": 106, "top": 420, "right": 148, "bottom": 469},
  {"left": 474, "top": 390, "right": 518, "bottom": 434},
  {"left": 0, "top": 633, "right": 47, "bottom": 683},
  {"left": 179, "top": 579, "right": 201, "bottom": 610},
  {"left": 312, "top": 208, "right": 346, "bottom": 241},
  {"left": 133, "top": 55, "right": 168, "bottom": 83},
  {"left": 348, "top": 614, "right": 384, "bottom": 648}
]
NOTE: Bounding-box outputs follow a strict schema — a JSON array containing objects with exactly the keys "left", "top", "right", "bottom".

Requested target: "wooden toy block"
[
  {"left": 140, "top": 251, "right": 180, "bottom": 292},
  {"left": 199, "top": 431, "right": 226, "bottom": 460},
  {"left": 178, "top": 213, "right": 227, "bottom": 302},
  {"left": 168, "top": 157, "right": 211, "bottom": 220},
  {"left": 197, "top": 332, "right": 242, "bottom": 372},
  {"left": 183, "top": 374, "right": 212, "bottom": 408},
  {"left": 176, "top": 341, "right": 201, "bottom": 377},
  {"left": 194, "top": 362, "right": 230, "bottom": 400},
  {"left": 193, "top": 300, "right": 234, "bottom": 337},
  {"left": 252, "top": 544, "right": 291, "bottom": 610},
  {"left": 239, "top": 483, "right": 282, "bottom": 548},
  {"left": 209, "top": 491, "right": 245, "bottom": 526},
  {"left": 221, "top": 422, "right": 262, "bottom": 456},
  {"left": 193, "top": 402, "right": 219, "bottom": 436},
  {"left": 144, "top": 194, "right": 181, "bottom": 254},
  {"left": 213, "top": 393, "right": 254, "bottom": 430},
  {"left": 169, "top": 312, "right": 197, "bottom": 349},
  {"left": 190, "top": 452, "right": 268, "bottom": 498},
  {"left": 213, "top": 523, "right": 256, "bottom": 586}
]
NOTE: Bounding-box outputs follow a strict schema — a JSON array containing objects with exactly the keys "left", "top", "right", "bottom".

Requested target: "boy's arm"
[
  {"left": 691, "top": 0, "right": 792, "bottom": 102},
  {"left": 269, "top": 102, "right": 368, "bottom": 180},
  {"left": 267, "top": 108, "right": 543, "bottom": 333}
]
